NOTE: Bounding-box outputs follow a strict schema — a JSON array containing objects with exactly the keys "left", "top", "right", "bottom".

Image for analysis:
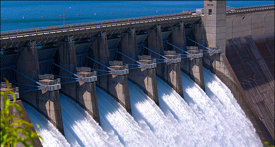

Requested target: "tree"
[{"left": 1, "top": 78, "right": 43, "bottom": 147}]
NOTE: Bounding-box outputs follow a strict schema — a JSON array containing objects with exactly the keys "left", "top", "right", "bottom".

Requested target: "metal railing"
[
  {"left": 227, "top": 4, "right": 274, "bottom": 14},
  {"left": 1, "top": 11, "right": 195, "bottom": 37}
]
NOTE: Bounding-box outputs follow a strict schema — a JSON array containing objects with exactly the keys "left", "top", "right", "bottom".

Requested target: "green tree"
[{"left": 1, "top": 78, "right": 42, "bottom": 147}]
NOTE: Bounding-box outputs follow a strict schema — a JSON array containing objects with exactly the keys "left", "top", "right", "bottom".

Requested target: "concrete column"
[
  {"left": 76, "top": 68, "right": 99, "bottom": 123},
  {"left": 95, "top": 32, "right": 110, "bottom": 66},
  {"left": 128, "top": 55, "right": 159, "bottom": 105},
  {"left": 148, "top": 25, "right": 183, "bottom": 97},
  {"left": 202, "top": 47, "right": 222, "bottom": 74},
  {"left": 37, "top": 75, "right": 63, "bottom": 134},
  {"left": 58, "top": 36, "right": 100, "bottom": 123},
  {"left": 108, "top": 61, "right": 131, "bottom": 113},
  {"left": 89, "top": 32, "right": 131, "bottom": 113},
  {"left": 194, "top": 23, "right": 207, "bottom": 47},
  {"left": 58, "top": 35, "right": 77, "bottom": 102},
  {"left": 148, "top": 25, "right": 164, "bottom": 75},
  {"left": 120, "top": 28, "right": 159, "bottom": 105},
  {"left": 170, "top": 22, "right": 186, "bottom": 50},
  {"left": 90, "top": 32, "right": 109, "bottom": 89},
  {"left": 16, "top": 41, "right": 40, "bottom": 89},
  {"left": 16, "top": 41, "right": 64, "bottom": 134},
  {"left": 187, "top": 46, "right": 205, "bottom": 91},
  {"left": 120, "top": 28, "right": 138, "bottom": 61},
  {"left": 162, "top": 51, "right": 184, "bottom": 97}
]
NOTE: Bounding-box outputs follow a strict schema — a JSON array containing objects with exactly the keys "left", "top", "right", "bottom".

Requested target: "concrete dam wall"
[
  {"left": 226, "top": 34, "right": 274, "bottom": 140},
  {"left": 1, "top": 2, "right": 274, "bottom": 146},
  {"left": 226, "top": 8, "right": 274, "bottom": 40}
]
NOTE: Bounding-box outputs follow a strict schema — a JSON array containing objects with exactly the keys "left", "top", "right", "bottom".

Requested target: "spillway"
[
  {"left": 203, "top": 68, "right": 262, "bottom": 147},
  {"left": 97, "top": 87, "right": 159, "bottom": 146},
  {"left": 59, "top": 93, "right": 123, "bottom": 147},
  {"left": 181, "top": 71, "right": 262, "bottom": 147},
  {"left": 22, "top": 71, "right": 263, "bottom": 147},
  {"left": 156, "top": 76, "right": 211, "bottom": 147},
  {"left": 128, "top": 81, "right": 188, "bottom": 146},
  {"left": 23, "top": 102, "right": 70, "bottom": 147}
]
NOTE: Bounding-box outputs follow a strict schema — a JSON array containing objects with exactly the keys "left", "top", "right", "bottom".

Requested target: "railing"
[
  {"left": 0, "top": 11, "right": 195, "bottom": 36},
  {"left": 227, "top": 4, "right": 274, "bottom": 14}
]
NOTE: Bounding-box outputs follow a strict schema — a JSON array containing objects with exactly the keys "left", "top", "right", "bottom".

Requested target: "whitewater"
[
  {"left": 24, "top": 68, "right": 262, "bottom": 147},
  {"left": 97, "top": 87, "right": 161, "bottom": 147},
  {"left": 59, "top": 93, "right": 123, "bottom": 147},
  {"left": 23, "top": 102, "right": 70, "bottom": 147}
]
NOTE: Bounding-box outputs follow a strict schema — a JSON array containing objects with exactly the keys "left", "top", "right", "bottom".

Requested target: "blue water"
[{"left": 1, "top": 1, "right": 273, "bottom": 31}]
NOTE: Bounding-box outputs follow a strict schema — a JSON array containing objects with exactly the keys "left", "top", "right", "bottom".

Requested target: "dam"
[{"left": 0, "top": 1, "right": 274, "bottom": 146}]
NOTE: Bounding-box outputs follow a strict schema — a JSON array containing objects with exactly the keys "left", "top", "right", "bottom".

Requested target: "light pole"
[
  {"left": 63, "top": 7, "right": 71, "bottom": 26},
  {"left": 182, "top": 4, "right": 184, "bottom": 13}
]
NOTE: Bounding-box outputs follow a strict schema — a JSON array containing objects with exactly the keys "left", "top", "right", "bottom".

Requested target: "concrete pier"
[
  {"left": 58, "top": 36, "right": 100, "bottom": 123},
  {"left": 16, "top": 41, "right": 64, "bottom": 134},
  {"left": 76, "top": 68, "right": 99, "bottom": 123},
  {"left": 108, "top": 61, "right": 131, "bottom": 113},
  {"left": 128, "top": 55, "right": 159, "bottom": 105},
  {"left": 170, "top": 22, "right": 186, "bottom": 50},
  {"left": 89, "top": 32, "right": 131, "bottom": 113},
  {"left": 163, "top": 51, "right": 184, "bottom": 97},
  {"left": 120, "top": 28, "right": 139, "bottom": 61},
  {"left": 148, "top": 25, "right": 183, "bottom": 97},
  {"left": 148, "top": 25, "right": 164, "bottom": 76},
  {"left": 119, "top": 28, "right": 159, "bottom": 105},
  {"left": 90, "top": 32, "right": 110, "bottom": 89},
  {"left": 187, "top": 46, "right": 205, "bottom": 91}
]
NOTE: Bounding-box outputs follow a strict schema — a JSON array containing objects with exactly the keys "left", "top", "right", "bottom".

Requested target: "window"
[
  {"left": 208, "top": 9, "right": 212, "bottom": 15},
  {"left": 209, "top": 0, "right": 212, "bottom": 2}
]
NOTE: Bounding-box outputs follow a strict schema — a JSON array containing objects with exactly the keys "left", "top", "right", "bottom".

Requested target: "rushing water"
[
  {"left": 59, "top": 93, "right": 123, "bottom": 147},
  {"left": 128, "top": 81, "right": 189, "bottom": 146},
  {"left": 156, "top": 76, "right": 211, "bottom": 147},
  {"left": 23, "top": 102, "right": 70, "bottom": 147},
  {"left": 181, "top": 71, "right": 263, "bottom": 147},
  {"left": 97, "top": 87, "right": 159, "bottom": 147},
  {"left": 203, "top": 68, "right": 262, "bottom": 147},
  {"left": 23, "top": 70, "right": 262, "bottom": 147}
]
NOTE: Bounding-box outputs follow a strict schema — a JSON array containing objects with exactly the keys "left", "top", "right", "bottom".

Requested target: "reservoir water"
[{"left": 1, "top": 1, "right": 273, "bottom": 31}]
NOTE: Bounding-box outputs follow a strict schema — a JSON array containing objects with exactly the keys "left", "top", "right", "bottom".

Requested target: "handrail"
[
  {"left": 1, "top": 11, "right": 194, "bottom": 35},
  {"left": 227, "top": 4, "right": 274, "bottom": 14}
]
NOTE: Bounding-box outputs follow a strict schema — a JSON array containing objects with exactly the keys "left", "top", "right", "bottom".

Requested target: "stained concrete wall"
[
  {"left": 226, "top": 10, "right": 274, "bottom": 40},
  {"left": 16, "top": 41, "right": 64, "bottom": 134},
  {"left": 57, "top": 36, "right": 100, "bottom": 123},
  {"left": 253, "top": 34, "right": 274, "bottom": 77},
  {"left": 226, "top": 36, "right": 274, "bottom": 140}
]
